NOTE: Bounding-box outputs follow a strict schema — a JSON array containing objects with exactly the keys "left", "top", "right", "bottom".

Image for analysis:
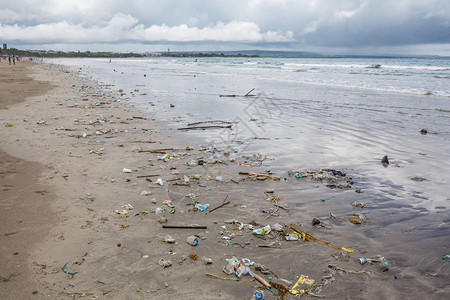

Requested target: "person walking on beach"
[
  {"left": 8, "top": 56, "right": 11, "bottom": 65},
  {"left": 12, "top": 56, "right": 15, "bottom": 65}
]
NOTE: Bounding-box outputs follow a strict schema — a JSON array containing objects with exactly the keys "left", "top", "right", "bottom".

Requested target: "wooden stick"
[
  {"left": 245, "top": 88, "right": 255, "bottom": 96},
  {"left": 162, "top": 225, "right": 207, "bottom": 229},
  {"left": 206, "top": 273, "right": 239, "bottom": 281},
  {"left": 136, "top": 175, "right": 159, "bottom": 178},
  {"left": 188, "top": 120, "right": 232, "bottom": 126},
  {"left": 138, "top": 148, "right": 174, "bottom": 153},
  {"left": 264, "top": 206, "right": 279, "bottom": 221},
  {"left": 178, "top": 125, "right": 232, "bottom": 130},
  {"left": 253, "top": 273, "right": 271, "bottom": 288},
  {"left": 205, "top": 195, "right": 229, "bottom": 215},
  {"left": 288, "top": 224, "right": 342, "bottom": 250}
]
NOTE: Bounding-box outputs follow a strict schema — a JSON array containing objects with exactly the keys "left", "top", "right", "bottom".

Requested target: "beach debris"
[
  {"left": 122, "top": 168, "right": 132, "bottom": 173},
  {"left": 442, "top": 254, "right": 450, "bottom": 261},
  {"left": 420, "top": 129, "right": 428, "bottom": 135},
  {"left": 189, "top": 253, "right": 198, "bottom": 260},
  {"left": 158, "top": 258, "right": 172, "bottom": 268},
  {"left": 349, "top": 213, "right": 367, "bottom": 224},
  {"left": 206, "top": 273, "right": 239, "bottom": 281},
  {"left": 205, "top": 195, "right": 230, "bottom": 214},
  {"left": 289, "top": 274, "right": 315, "bottom": 295},
  {"left": 140, "top": 190, "right": 152, "bottom": 196},
  {"left": 359, "top": 256, "right": 390, "bottom": 271},
  {"left": 188, "top": 120, "right": 233, "bottom": 126},
  {"left": 195, "top": 203, "right": 209, "bottom": 212},
  {"left": 162, "top": 225, "right": 207, "bottom": 229},
  {"left": 252, "top": 290, "right": 264, "bottom": 299},
  {"left": 219, "top": 88, "right": 256, "bottom": 98},
  {"left": 186, "top": 236, "right": 199, "bottom": 246},
  {"left": 253, "top": 273, "right": 272, "bottom": 287},
  {"left": 285, "top": 233, "right": 300, "bottom": 241},
  {"left": 62, "top": 262, "right": 77, "bottom": 277},
  {"left": 139, "top": 148, "right": 174, "bottom": 153},
  {"left": 178, "top": 124, "right": 232, "bottom": 130},
  {"left": 119, "top": 243, "right": 145, "bottom": 257},
  {"left": 240, "top": 171, "right": 280, "bottom": 181},
  {"left": 202, "top": 256, "right": 213, "bottom": 264},
  {"left": 410, "top": 176, "right": 427, "bottom": 182},
  {"left": 309, "top": 264, "right": 370, "bottom": 296},
  {"left": 162, "top": 235, "right": 175, "bottom": 243},
  {"left": 352, "top": 201, "right": 367, "bottom": 208},
  {"left": 253, "top": 225, "right": 271, "bottom": 235},
  {"left": 312, "top": 218, "right": 321, "bottom": 226},
  {"left": 4, "top": 123, "right": 13, "bottom": 127},
  {"left": 123, "top": 204, "right": 134, "bottom": 210},
  {"left": 381, "top": 155, "right": 389, "bottom": 167},
  {"left": 254, "top": 263, "right": 271, "bottom": 275},
  {"left": 155, "top": 178, "right": 164, "bottom": 186},
  {"left": 157, "top": 154, "right": 171, "bottom": 161},
  {"left": 287, "top": 224, "right": 353, "bottom": 252}
]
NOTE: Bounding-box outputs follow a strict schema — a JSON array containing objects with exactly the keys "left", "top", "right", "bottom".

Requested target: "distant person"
[
  {"left": 12, "top": 56, "right": 15, "bottom": 65},
  {"left": 8, "top": 56, "right": 11, "bottom": 65}
]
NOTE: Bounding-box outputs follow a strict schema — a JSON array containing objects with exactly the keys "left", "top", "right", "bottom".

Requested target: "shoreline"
[{"left": 0, "top": 60, "right": 448, "bottom": 299}]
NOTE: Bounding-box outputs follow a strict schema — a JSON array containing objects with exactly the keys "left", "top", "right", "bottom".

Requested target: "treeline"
[
  {"left": 160, "top": 52, "right": 259, "bottom": 58},
  {"left": 0, "top": 48, "right": 144, "bottom": 58}
]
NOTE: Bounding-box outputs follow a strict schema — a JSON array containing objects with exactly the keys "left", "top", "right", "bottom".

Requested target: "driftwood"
[
  {"left": 205, "top": 195, "right": 229, "bottom": 215},
  {"left": 162, "top": 225, "right": 207, "bottom": 229},
  {"left": 136, "top": 175, "right": 159, "bottom": 178},
  {"left": 253, "top": 273, "right": 272, "bottom": 288},
  {"left": 130, "top": 140, "right": 155, "bottom": 143},
  {"left": 178, "top": 125, "right": 232, "bottom": 130},
  {"left": 219, "top": 88, "right": 256, "bottom": 98},
  {"left": 188, "top": 120, "right": 232, "bottom": 126},
  {"left": 138, "top": 148, "right": 174, "bottom": 153},
  {"left": 206, "top": 273, "right": 239, "bottom": 281}
]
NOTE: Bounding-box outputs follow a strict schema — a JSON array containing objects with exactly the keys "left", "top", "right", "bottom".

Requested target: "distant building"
[{"left": 3, "top": 44, "right": 7, "bottom": 50}]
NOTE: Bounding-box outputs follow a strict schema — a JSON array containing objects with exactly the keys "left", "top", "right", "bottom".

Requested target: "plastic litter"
[
  {"left": 158, "top": 258, "right": 172, "bottom": 268},
  {"left": 202, "top": 256, "right": 213, "bottom": 264},
  {"left": 443, "top": 254, "right": 450, "bottom": 261},
  {"left": 352, "top": 201, "right": 367, "bottom": 208},
  {"left": 122, "top": 168, "right": 132, "bottom": 173},
  {"left": 253, "top": 290, "right": 264, "bottom": 299},
  {"left": 285, "top": 233, "right": 300, "bottom": 241},
  {"left": 164, "top": 235, "right": 175, "bottom": 243},
  {"left": 290, "top": 274, "right": 315, "bottom": 295},
  {"left": 186, "top": 236, "right": 199, "bottom": 246},
  {"left": 253, "top": 225, "right": 271, "bottom": 235},
  {"left": 155, "top": 178, "right": 164, "bottom": 186},
  {"left": 195, "top": 203, "right": 210, "bottom": 212},
  {"left": 359, "top": 256, "right": 390, "bottom": 271},
  {"left": 349, "top": 213, "right": 367, "bottom": 224}
]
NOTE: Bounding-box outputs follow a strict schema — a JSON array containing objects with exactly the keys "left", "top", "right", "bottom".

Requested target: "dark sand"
[{"left": 0, "top": 60, "right": 56, "bottom": 299}]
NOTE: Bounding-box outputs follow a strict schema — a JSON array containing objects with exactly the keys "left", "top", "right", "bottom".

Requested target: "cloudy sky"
[{"left": 0, "top": 0, "right": 449, "bottom": 55}]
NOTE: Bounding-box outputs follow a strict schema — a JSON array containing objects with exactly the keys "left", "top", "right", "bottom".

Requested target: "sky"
[{"left": 0, "top": 0, "right": 449, "bottom": 56}]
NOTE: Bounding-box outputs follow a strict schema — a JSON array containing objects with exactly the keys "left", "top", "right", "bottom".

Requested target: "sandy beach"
[{"left": 1, "top": 59, "right": 449, "bottom": 300}]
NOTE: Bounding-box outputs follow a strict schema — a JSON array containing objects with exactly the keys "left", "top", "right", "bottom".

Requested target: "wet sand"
[
  {"left": 0, "top": 59, "right": 448, "bottom": 299},
  {"left": 0, "top": 60, "right": 56, "bottom": 298}
]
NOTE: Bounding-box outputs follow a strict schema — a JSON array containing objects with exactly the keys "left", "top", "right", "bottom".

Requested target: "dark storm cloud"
[{"left": 0, "top": 0, "right": 448, "bottom": 54}]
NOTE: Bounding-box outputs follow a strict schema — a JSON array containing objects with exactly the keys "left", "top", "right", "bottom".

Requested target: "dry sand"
[{"left": 0, "top": 59, "right": 448, "bottom": 300}]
